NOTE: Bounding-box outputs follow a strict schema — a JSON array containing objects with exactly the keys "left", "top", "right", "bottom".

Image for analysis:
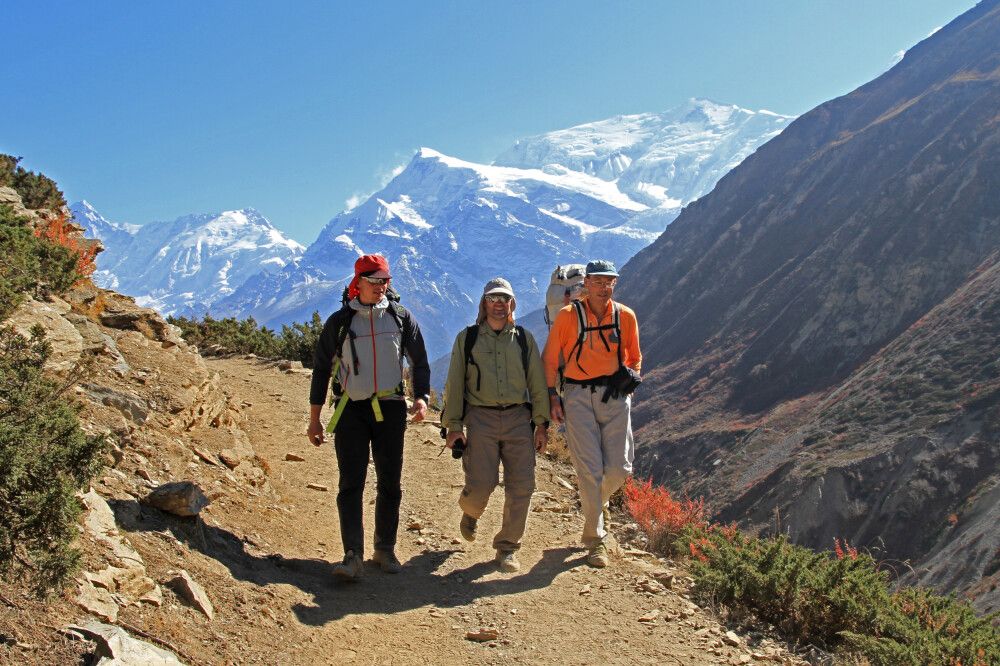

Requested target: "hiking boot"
[
  {"left": 372, "top": 549, "right": 401, "bottom": 574},
  {"left": 602, "top": 503, "right": 611, "bottom": 531},
  {"left": 496, "top": 549, "right": 520, "bottom": 573},
  {"left": 459, "top": 514, "right": 478, "bottom": 542},
  {"left": 332, "top": 550, "right": 363, "bottom": 580},
  {"left": 587, "top": 541, "right": 610, "bottom": 568}
]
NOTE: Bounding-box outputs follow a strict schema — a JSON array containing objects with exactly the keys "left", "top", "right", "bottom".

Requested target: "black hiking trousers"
[{"left": 333, "top": 398, "right": 406, "bottom": 557}]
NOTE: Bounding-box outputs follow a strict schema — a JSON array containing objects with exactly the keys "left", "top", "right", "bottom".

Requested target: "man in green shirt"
[{"left": 442, "top": 278, "right": 550, "bottom": 573}]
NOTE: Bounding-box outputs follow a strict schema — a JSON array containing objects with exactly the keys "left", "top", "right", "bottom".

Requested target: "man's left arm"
[
  {"left": 402, "top": 310, "right": 431, "bottom": 420},
  {"left": 524, "top": 332, "right": 551, "bottom": 426},
  {"left": 623, "top": 308, "right": 642, "bottom": 374},
  {"left": 525, "top": 333, "right": 550, "bottom": 452}
]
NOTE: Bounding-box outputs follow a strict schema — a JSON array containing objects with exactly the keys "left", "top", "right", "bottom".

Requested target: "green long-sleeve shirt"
[{"left": 442, "top": 323, "right": 550, "bottom": 432}]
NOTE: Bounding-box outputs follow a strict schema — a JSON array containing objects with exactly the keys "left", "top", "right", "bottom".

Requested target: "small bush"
[
  {"left": 0, "top": 154, "right": 67, "bottom": 211},
  {"left": 169, "top": 311, "right": 325, "bottom": 367},
  {"left": 0, "top": 206, "right": 83, "bottom": 320},
  {"left": 33, "top": 212, "right": 97, "bottom": 281},
  {"left": 622, "top": 477, "right": 707, "bottom": 552},
  {"left": 0, "top": 325, "right": 108, "bottom": 594}
]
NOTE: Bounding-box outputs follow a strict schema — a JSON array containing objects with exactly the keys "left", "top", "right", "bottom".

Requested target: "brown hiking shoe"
[
  {"left": 587, "top": 542, "right": 610, "bottom": 568},
  {"left": 459, "top": 514, "right": 478, "bottom": 542},
  {"left": 372, "top": 549, "right": 401, "bottom": 574},
  {"left": 332, "top": 550, "right": 363, "bottom": 580},
  {"left": 496, "top": 549, "right": 520, "bottom": 573}
]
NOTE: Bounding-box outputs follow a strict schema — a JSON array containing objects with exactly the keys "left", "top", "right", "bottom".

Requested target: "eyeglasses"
[
  {"left": 485, "top": 294, "right": 512, "bottom": 304},
  {"left": 360, "top": 276, "right": 390, "bottom": 286},
  {"left": 587, "top": 277, "right": 616, "bottom": 288}
]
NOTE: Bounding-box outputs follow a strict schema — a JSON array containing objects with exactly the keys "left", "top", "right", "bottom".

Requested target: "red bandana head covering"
[{"left": 347, "top": 254, "right": 391, "bottom": 300}]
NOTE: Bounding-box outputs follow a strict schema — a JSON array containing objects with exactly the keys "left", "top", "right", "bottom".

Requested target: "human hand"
[
  {"left": 409, "top": 398, "right": 427, "bottom": 422},
  {"left": 446, "top": 430, "right": 465, "bottom": 450},
  {"left": 550, "top": 399, "right": 564, "bottom": 425},
  {"left": 307, "top": 420, "right": 325, "bottom": 446},
  {"left": 533, "top": 425, "right": 548, "bottom": 453}
]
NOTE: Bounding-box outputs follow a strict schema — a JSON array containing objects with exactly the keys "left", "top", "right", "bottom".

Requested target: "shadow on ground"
[{"left": 111, "top": 499, "right": 585, "bottom": 625}]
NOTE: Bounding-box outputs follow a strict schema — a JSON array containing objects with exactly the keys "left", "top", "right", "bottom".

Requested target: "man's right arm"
[
  {"left": 307, "top": 404, "right": 325, "bottom": 445},
  {"left": 309, "top": 313, "right": 341, "bottom": 414},
  {"left": 441, "top": 330, "right": 468, "bottom": 432}
]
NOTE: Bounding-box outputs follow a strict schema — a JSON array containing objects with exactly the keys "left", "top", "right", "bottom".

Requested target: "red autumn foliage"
[
  {"left": 833, "top": 537, "right": 859, "bottom": 561},
  {"left": 33, "top": 212, "right": 97, "bottom": 281},
  {"left": 623, "top": 477, "right": 708, "bottom": 544}
]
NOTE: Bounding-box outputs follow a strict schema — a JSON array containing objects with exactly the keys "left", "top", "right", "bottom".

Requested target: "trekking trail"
[{"left": 160, "top": 357, "right": 799, "bottom": 665}]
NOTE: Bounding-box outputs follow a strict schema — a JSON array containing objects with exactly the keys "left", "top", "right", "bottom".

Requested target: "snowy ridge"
[
  {"left": 72, "top": 202, "right": 304, "bottom": 317},
  {"left": 494, "top": 98, "right": 794, "bottom": 209},
  {"left": 80, "top": 98, "right": 793, "bottom": 360}
]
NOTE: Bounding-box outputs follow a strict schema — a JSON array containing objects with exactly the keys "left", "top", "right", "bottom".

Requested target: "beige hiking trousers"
[
  {"left": 563, "top": 383, "right": 634, "bottom": 547},
  {"left": 458, "top": 405, "right": 536, "bottom": 552}
]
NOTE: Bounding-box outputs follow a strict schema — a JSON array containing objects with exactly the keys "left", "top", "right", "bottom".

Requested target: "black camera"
[{"left": 451, "top": 436, "right": 466, "bottom": 459}]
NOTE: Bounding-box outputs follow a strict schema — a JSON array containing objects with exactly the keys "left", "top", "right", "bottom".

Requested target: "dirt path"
[{"left": 193, "top": 357, "right": 774, "bottom": 665}]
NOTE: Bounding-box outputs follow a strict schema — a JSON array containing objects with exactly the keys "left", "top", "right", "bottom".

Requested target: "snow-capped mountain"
[
  {"left": 72, "top": 202, "right": 304, "bottom": 317},
  {"left": 213, "top": 99, "right": 792, "bottom": 359},
  {"left": 79, "top": 98, "right": 792, "bottom": 360},
  {"left": 495, "top": 98, "right": 793, "bottom": 210},
  {"left": 213, "top": 148, "right": 656, "bottom": 355}
]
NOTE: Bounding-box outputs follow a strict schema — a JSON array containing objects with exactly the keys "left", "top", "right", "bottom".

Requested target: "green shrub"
[
  {"left": 681, "top": 527, "right": 1000, "bottom": 665},
  {"left": 0, "top": 205, "right": 82, "bottom": 320},
  {"left": 169, "top": 311, "right": 325, "bottom": 367},
  {"left": 623, "top": 478, "right": 1000, "bottom": 664},
  {"left": 0, "top": 325, "right": 108, "bottom": 595},
  {"left": 0, "top": 154, "right": 67, "bottom": 210}
]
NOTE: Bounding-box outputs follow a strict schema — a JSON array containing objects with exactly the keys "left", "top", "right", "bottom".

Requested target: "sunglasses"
[
  {"left": 485, "top": 294, "right": 512, "bottom": 304},
  {"left": 360, "top": 276, "right": 390, "bottom": 286}
]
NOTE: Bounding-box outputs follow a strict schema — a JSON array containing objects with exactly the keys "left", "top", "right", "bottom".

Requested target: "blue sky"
[{"left": 0, "top": 1, "right": 976, "bottom": 243}]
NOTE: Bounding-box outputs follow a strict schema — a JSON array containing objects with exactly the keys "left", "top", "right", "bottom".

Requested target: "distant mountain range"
[
  {"left": 616, "top": 0, "right": 1000, "bottom": 612},
  {"left": 210, "top": 99, "right": 793, "bottom": 358},
  {"left": 74, "top": 202, "right": 304, "bottom": 317}
]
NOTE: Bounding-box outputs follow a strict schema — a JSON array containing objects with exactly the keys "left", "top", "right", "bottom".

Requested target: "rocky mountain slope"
[
  {"left": 73, "top": 201, "right": 304, "bottom": 318},
  {"left": 616, "top": 0, "right": 1000, "bottom": 611}
]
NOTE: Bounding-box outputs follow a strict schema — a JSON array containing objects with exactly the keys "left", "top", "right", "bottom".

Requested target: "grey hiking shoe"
[
  {"left": 372, "top": 549, "right": 401, "bottom": 574},
  {"left": 459, "top": 514, "right": 478, "bottom": 542},
  {"left": 496, "top": 549, "right": 520, "bottom": 573},
  {"left": 332, "top": 550, "right": 363, "bottom": 580},
  {"left": 587, "top": 541, "right": 610, "bottom": 568}
]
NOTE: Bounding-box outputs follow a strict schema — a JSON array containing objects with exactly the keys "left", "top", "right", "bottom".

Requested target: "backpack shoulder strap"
[
  {"left": 386, "top": 302, "right": 406, "bottom": 333},
  {"left": 463, "top": 325, "right": 482, "bottom": 391},
  {"left": 514, "top": 325, "right": 529, "bottom": 377},
  {"left": 612, "top": 302, "right": 623, "bottom": 367}
]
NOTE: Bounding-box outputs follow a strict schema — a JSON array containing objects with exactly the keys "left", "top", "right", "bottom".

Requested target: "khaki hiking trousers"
[
  {"left": 563, "top": 383, "right": 634, "bottom": 547},
  {"left": 458, "top": 405, "right": 536, "bottom": 552}
]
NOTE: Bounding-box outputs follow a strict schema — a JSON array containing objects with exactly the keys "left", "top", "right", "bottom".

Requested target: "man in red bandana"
[{"left": 308, "top": 254, "right": 430, "bottom": 579}]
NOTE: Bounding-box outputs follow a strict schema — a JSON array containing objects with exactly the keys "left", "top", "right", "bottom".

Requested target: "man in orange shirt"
[{"left": 542, "top": 259, "right": 641, "bottom": 568}]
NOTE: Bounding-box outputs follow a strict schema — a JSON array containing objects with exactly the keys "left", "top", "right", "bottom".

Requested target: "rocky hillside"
[{"left": 617, "top": 0, "right": 1000, "bottom": 612}]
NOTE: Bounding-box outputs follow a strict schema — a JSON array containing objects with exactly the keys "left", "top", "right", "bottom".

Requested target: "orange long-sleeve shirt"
[{"left": 542, "top": 299, "right": 641, "bottom": 387}]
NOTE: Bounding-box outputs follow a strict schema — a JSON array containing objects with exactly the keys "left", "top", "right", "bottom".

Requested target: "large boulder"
[
  {"left": 7, "top": 297, "right": 84, "bottom": 373},
  {"left": 142, "top": 481, "right": 209, "bottom": 517},
  {"left": 68, "top": 621, "right": 184, "bottom": 665}
]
